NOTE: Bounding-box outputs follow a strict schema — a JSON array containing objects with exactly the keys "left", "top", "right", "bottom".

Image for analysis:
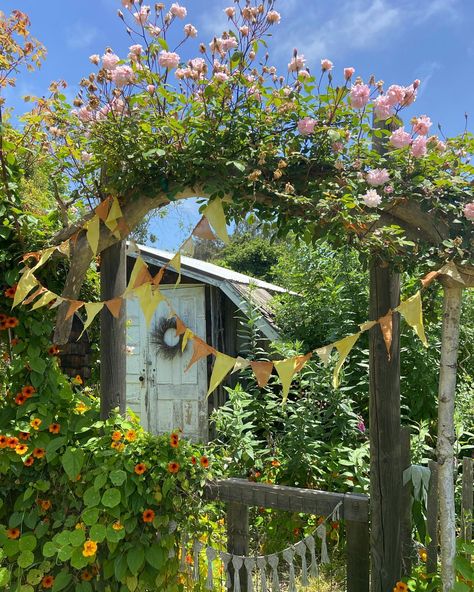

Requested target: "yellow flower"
[
  {"left": 15, "top": 444, "right": 28, "bottom": 455},
  {"left": 112, "top": 521, "right": 123, "bottom": 531},
  {"left": 418, "top": 548, "right": 427, "bottom": 562},
  {"left": 111, "top": 431, "right": 122, "bottom": 441},
  {"left": 116, "top": 443, "right": 125, "bottom": 452},
  {"left": 30, "top": 418, "right": 42, "bottom": 430},
  {"left": 75, "top": 401, "right": 89, "bottom": 414},
  {"left": 82, "top": 540, "right": 98, "bottom": 557},
  {"left": 75, "top": 522, "right": 85, "bottom": 530},
  {"left": 125, "top": 429, "right": 137, "bottom": 442}
]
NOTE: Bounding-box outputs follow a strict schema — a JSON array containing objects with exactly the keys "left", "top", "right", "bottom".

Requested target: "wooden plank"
[
  {"left": 100, "top": 240, "right": 126, "bottom": 418},
  {"left": 400, "top": 426, "right": 414, "bottom": 576},
  {"left": 346, "top": 519, "right": 370, "bottom": 592},
  {"left": 369, "top": 260, "right": 402, "bottom": 592},
  {"left": 426, "top": 460, "right": 439, "bottom": 574},
  {"left": 461, "top": 457, "right": 473, "bottom": 545},
  {"left": 204, "top": 479, "right": 369, "bottom": 522},
  {"left": 227, "top": 501, "right": 249, "bottom": 592}
]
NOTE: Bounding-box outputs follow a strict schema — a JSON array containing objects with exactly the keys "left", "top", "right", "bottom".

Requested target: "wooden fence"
[{"left": 204, "top": 478, "right": 370, "bottom": 592}]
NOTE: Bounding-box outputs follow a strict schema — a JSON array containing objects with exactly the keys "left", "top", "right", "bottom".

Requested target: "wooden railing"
[{"left": 204, "top": 478, "right": 370, "bottom": 592}]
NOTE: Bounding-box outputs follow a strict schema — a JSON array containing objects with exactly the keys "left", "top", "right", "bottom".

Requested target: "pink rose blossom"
[
  {"left": 184, "top": 23, "right": 197, "bottom": 37},
  {"left": 147, "top": 84, "right": 155, "bottom": 94},
  {"left": 148, "top": 25, "right": 161, "bottom": 36},
  {"left": 248, "top": 86, "right": 261, "bottom": 100},
  {"left": 214, "top": 72, "right": 229, "bottom": 82},
  {"left": 221, "top": 37, "right": 238, "bottom": 52},
  {"left": 158, "top": 50, "right": 180, "bottom": 69},
  {"left": 373, "top": 95, "right": 394, "bottom": 121},
  {"left": 332, "top": 142, "right": 344, "bottom": 153},
  {"left": 321, "top": 58, "right": 333, "bottom": 71},
  {"left": 267, "top": 10, "right": 281, "bottom": 24},
  {"left": 389, "top": 127, "right": 412, "bottom": 149},
  {"left": 384, "top": 185, "right": 394, "bottom": 194},
  {"left": 288, "top": 54, "right": 306, "bottom": 72},
  {"left": 463, "top": 202, "right": 474, "bottom": 221},
  {"left": 366, "top": 168, "right": 390, "bottom": 187},
  {"left": 298, "top": 70, "right": 310, "bottom": 80},
  {"left": 402, "top": 84, "right": 417, "bottom": 106},
  {"left": 102, "top": 52, "right": 120, "bottom": 70},
  {"left": 239, "top": 25, "right": 249, "bottom": 36},
  {"left": 133, "top": 5, "right": 150, "bottom": 25},
  {"left": 411, "top": 136, "right": 427, "bottom": 158},
  {"left": 175, "top": 68, "right": 188, "bottom": 80},
  {"left": 344, "top": 67, "right": 355, "bottom": 80},
  {"left": 413, "top": 79, "right": 421, "bottom": 90},
  {"left": 386, "top": 84, "right": 405, "bottom": 106},
  {"left": 111, "top": 65, "right": 135, "bottom": 87},
  {"left": 129, "top": 44, "right": 143, "bottom": 56},
  {"left": 170, "top": 3, "right": 187, "bottom": 19},
  {"left": 75, "top": 106, "right": 94, "bottom": 122},
  {"left": 190, "top": 58, "right": 206, "bottom": 74},
  {"left": 349, "top": 83, "right": 370, "bottom": 109},
  {"left": 412, "top": 115, "right": 432, "bottom": 136},
  {"left": 209, "top": 38, "right": 223, "bottom": 53},
  {"left": 362, "top": 189, "right": 382, "bottom": 208},
  {"left": 224, "top": 7, "right": 236, "bottom": 18},
  {"left": 89, "top": 54, "right": 100, "bottom": 65},
  {"left": 297, "top": 117, "right": 316, "bottom": 136},
  {"left": 122, "top": 0, "right": 134, "bottom": 7}
]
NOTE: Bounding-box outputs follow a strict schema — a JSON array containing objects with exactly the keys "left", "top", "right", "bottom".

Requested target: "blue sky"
[{"left": 3, "top": 0, "right": 474, "bottom": 249}]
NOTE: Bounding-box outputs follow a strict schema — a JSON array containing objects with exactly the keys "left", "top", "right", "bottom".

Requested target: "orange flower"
[
  {"left": 81, "top": 570, "right": 93, "bottom": 581},
  {"left": 73, "top": 374, "right": 83, "bottom": 385},
  {"left": 82, "top": 540, "right": 98, "bottom": 557},
  {"left": 5, "top": 317, "right": 19, "bottom": 328},
  {"left": 112, "top": 521, "right": 124, "bottom": 531},
  {"left": 18, "top": 431, "right": 30, "bottom": 440},
  {"left": 200, "top": 456, "right": 210, "bottom": 468},
  {"left": 110, "top": 441, "right": 119, "bottom": 449},
  {"left": 393, "top": 582, "right": 408, "bottom": 592},
  {"left": 4, "top": 285, "right": 17, "bottom": 298},
  {"left": 30, "top": 418, "right": 42, "bottom": 430},
  {"left": 41, "top": 575, "right": 54, "bottom": 589},
  {"left": 167, "top": 462, "right": 180, "bottom": 474},
  {"left": 0, "top": 435, "right": 8, "bottom": 448},
  {"left": 7, "top": 528, "right": 20, "bottom": 539},
  {"left": 111, "top": 431, "right": 122, "bottom": 441},
  {"left": 0, "top": 320, "right": 7, "bottom": 330},
  {"left": 271, "top": 459, "right": 281, "bottom": 467},
  {"left": 15, "top": 393, "right": 27, "bottom": 405},
  {"left": 15, "top": 444, "right": 28, "bottom": 455},
  {"left": 48, "top": 345, "right": 60, "bottom": 355},
  {"left": 7, "top": 437, "right": 19, "bottom": 448},
  {"left": 24, "top": 456, "right": 34, "bottom": 466},
  {"left": 331, "top": 521, "right": 340, "bottom": 530},
  {"left": 170, "top": 433, "right": 179, "bottom": 448},
  {"left": 22, "top": 385, "right": 35, "bottom": 397},
  {"left": 142, "top": 509, "right": 155, "bottom": 523},
  {"left": 33, "top": 447, "right": 45, "bottom": 459},
  {"left": 134, "top": 463, "right": 147, "bottom": 475},
  {"left": 115, "top": 443, "right": 125, "bottom": 452},
  {"left": 185, "top": 554, "right": 193, "bottom": 565},
  {"left": 125, "top": 429, "right": 137, "bottom": 442},
  {"left": 40, "top": 499, "right": 51, "bottom": 511},
  {"left": 48, "top": 423, "right": 60, "bottom": 434},
  {"left": 191, "top": 456, "right": 197, "bottom": 465}
]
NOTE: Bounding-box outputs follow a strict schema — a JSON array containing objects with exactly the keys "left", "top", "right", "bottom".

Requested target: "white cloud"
[{"left": 66, "top": 23, "right": 99, "bottom": 49}]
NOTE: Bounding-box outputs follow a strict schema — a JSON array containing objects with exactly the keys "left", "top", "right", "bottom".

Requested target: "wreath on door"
[{"left": 151, "top": 317, "right": 184, "bottom": 359}]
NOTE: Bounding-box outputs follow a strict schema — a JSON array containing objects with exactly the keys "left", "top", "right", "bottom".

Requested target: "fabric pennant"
[
  {"left": 181, "top": 328, "right": 194, "bottom": 352},
  {"left": 421, "top": 270, "right": 439, "bottom": 288},
  {"left": 105, "top": 196, "right": 123, "bottom": 231},
  {"left": 185, "top": 337, "right": 215, "bottom": 371},
  {"left": 203, "top": 198, "right": 230, "bottom": 244},
  {"left": 31, "top": 246, "right": 56, "bottom": 273},
  {"left": 79, "top": 302, "right": 104, "bottom": 338},
  {"left": 314, "top": 344, "right": 334, "bottom": 366},
  {"left": 359, "top": 320, "right": 377, "bottom": 333},
  {"left": 169, "top": 252, "right": 181, "bottom": 285},
  {"left": 193, "top": 216, "right": 217, "bottom": 241},
  {"left": 13, "top": 269, "right": 39, "bottom": 308},
  {"left": 30, "top": 291, "right": 57, "bottom": 311},
  {"left": 181, "top": 236, "right": 195, "bottom": 257},
  {"left": 332, "top": 332, "right": 361, "bottom": 389},
  {"left": 274, "top": 357, "right": 301, "bottom": 403},
  {"left": 152, "top": 266, "right": 165, "bottom": 287},
  {"left": 23, "top": 286, "right": 46, "bottom": 306},
  {"left": 379, "top": 312, "right": 393, "bottom": 359},
  {"left": 207, "top": 353, "right": 236, "bottom": 396},
  {"left": 135, "top": 283, "right": 164, "bottom": 328},
  {"left": 127, "top": 257, "right": 152, "bottom": 293},
  {"left": 396, "top": 291, "right": 428, "bottom": 347},
  {"left": 105, "top": 297, "right": 123, "bottom": 319},
  {"left": 95, "top": 196, "right": 112, "bottom": 221},
  {"left": 86, "top": 214, "right": 100, "bottom": 256},
  {"left": 175, "top": 317, "right": 186, "bottom": 336},
  {"left": 65, "top": 300, "right": 84, "bottom": 320},
  {"left": 250, "top": 361, "right": 274, "bottom": 388},
  {"left": 232, "top": 356, "right": 251, "bottom": 374}
]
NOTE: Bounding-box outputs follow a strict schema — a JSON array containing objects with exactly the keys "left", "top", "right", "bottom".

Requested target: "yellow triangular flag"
[
  {"left": 169, "top": 252, "right": 181, "bottom": 286},
  {"left": 79, "top": 302, "right": 104, "bottom": 338},
  {"left": 31, "top": 291, "right": 57, "bottom": 310},
  {"left": 207, "top": 352, "right": 236, "bottom": 396},
  {"left": 232, "top": 356, "right": 251, "bottom": 374},
  {"left": 333, "top": 332, "right": 361, "bottom": 389},
  {"left": 274, "top": 358, "right": 300, "bottom": 403},
  {"left": 13, "top": 269, "right": 39, "bottom": 308},
  {"left": 359, "top": 320, "right": 377, "bottom": 333},
  {"left": 182, "top": 328, "right": 194, "bottom": 352},
  {"left": 126, "top": 256, "right": 151, "bottom": 294},
  {"left": 203, "top": 198, "right": 230, "bottom": 244},
  {"left": 396, "top": 291, "right": 428, "bottom": 347},
  {"left": 86, "top": 215, "right": 100, "bottom": 256},
  {"left": 181, "top": 237, "right": 195, "bottom": 257},
  {"left": 30, "top": 246, "right": 56, "bottom": 273},
  {"left": 314, "top": 344, "right": 334, "bottom": 366},
  {"left": 136, "top": 283, "right": 164, "bottom": 327},
  {"left": 105, "top": 196, "right": 123, "bottom": 231}
]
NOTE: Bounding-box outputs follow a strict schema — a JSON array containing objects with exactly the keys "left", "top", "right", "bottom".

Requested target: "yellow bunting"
[
  {"left": 396, "top": 291, "right": 428, "bottom": 347},
  {"left": 79, "top": 302, "right": 104, "bottom": 338},
  {"left": 135, "top": 283, "right": 164, "bottom": 328},
  {"left": 274, "top": 357, "right": 303, "bottom": 403},
  {"left": 105, "top": 298, "right": 123, "bottom": 319},
  {"left": 185, "top": 337, "right": 215, "bottom": 371},
  {"left": 13, "top": 269, "right": 39, "bottom": 308},
  {"left": 127, "top": 257, "right": 151, "bottom": 293},
  {"left": 31, "top": 247, "right": 56, "bottom": 273},
  {"left": 169, "top": 252, "right": 181, "bottom": 285},
  {"left": 203, "top": 198, "right": 230, "bottom": 244},
  {"left": 232, "top": 356, "right": 251, "bottom": 373},
  {"left": 49, "top": 297, "right": 64, "bottom": 309},
  {"left": 181, "top": 328, "right": 194, "bottom": 352},
  {"left": 31, "top": 291, "right": 57, "bottom": 311},
  {"left": 86, "top": 215, "right": 100, "bottom": 256},
  {"left": 314, "top": 344, "right": 334, "bottom": 366},
  {"left": 181, "top": 237, "right": 195, "bottom": 257},
  {"left": 379, "top": 312, "right": 393, "bottom": 359},
  {"left": 193, "top": 216, "right": 216, "bottom": 241},
  {"left": 105, "top": 197, "right": 123, "bottom": 231},
  {"left": 359, "top": 320, "right": 377, "bottom": 332},
  {"left": 65, "top": 300, "right": 84, "bottom": 320},
  {"left": 207, "top": 352, "right": 236, "bottom": 396},
  {"left": 250, "top": 361, "right": 274, "bottom": 388},
  {"left": 95, "top": 196, "right": 112, "bottom": 222},
  {"left": 333, "top": 333, "right": 361, "bottom": 389}
]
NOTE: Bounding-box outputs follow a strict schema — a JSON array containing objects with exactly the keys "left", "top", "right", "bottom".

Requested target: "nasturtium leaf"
[
  {"left": 18, "top": 585, "right": 34, "bottom": 592},
  {"left": 101, "top": 488, "right": 121, "bottom": 508},
  {"left": 4, "top": 539, "right": 19, "bottom": 557},
  {"left": 127, "top": 545, "right": 145, "bottom": 575},
  {"left": 0, "top": 568, "right": 8, "bottom": 587},
  {"left": 54, "top": 531, "right": 71, "bottom": 547},
  {"left": 57, "top": 546, "right": 73, "bottom": 562},
  {"left": 93, "top": 473, "right": 108, "bottom": 490},
  {"left": 145, "top": 544, "right": 166, "bottom": 570},
  {"left": 70, "top": 547, "right": 88, "bottom": 569},
  {"left": 51, "top": 570, "right": 72, "bottom": 592},
  {"left": 106, "top": 525, "right": 125, "bottom": 543},
  {"left": 42, "top": 542, "right": 58, "bottom": 558},
  {"left": 19, "top": 534, "right": 37, "bottom": 551},
  {"left": 109, "top": 469, "right": 127, "bottom": 486},
  {"left": 61, "top": 447, "right": 84, "bottom": 480},
  {"left": 68, "top": 529, "right": 85, "bottom": 546},
  {"left": 26, "top": 568, "right": 43, "bottom": 585},
  {"left": 17, "top": 550, "right": 34, "bottom": 568},
  {"left": 83, "top": 486, "right": 101, "bottom": 507},
  {"left": 114, "top": 553, "right": 128, "bottom": 583},
  {"left": 82, "top": 508, "right": 99, "bottom": 526},
  {"left": 90, "top": 524, "right": 107, "bottom": 542}
]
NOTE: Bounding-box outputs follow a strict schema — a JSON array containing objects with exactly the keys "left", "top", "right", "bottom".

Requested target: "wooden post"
[
  {"left": 100, "top": 240, "right": 127, "bottom": 419},
  {"left": 369, "top": 260, "right": 402, "bottom": 592},
  {"left": 461, "top": 457, "right": 473, "bottom": 545},
  {"left": 346, "top": 519, "right": 370, "bottom": 592},
  {"left": 426, "top": 460, "right": 439, "bottom": 574},
  {"left": 227, "top": 501, "right": 249, "bottom": 592},
  {"left": 400, "top": 426, "right": 413, "bottom": 576}
]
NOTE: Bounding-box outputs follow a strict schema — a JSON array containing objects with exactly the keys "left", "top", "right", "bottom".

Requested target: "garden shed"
[{"left": 125, "top": 244, "right": 288, "bottom": 442}]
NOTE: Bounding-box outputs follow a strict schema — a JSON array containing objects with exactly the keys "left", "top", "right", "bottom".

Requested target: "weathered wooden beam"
[
  {"left": 346, "top": 519, "right": 370, "bottom": 592},
  {"left": 461, "top": 457, "right": 473, "bottom": 545},
  {"left": 426, "top": 460, "right": 439, "bottom": 574},
  {"left": 227, "top": 501, "right": 249, "bottom": 592},
  {"left": 203, "top": 478, "right": 369, "bottom": 522},
  {"left": 400, "top": 426, "right": 414, "bottom": 576}
]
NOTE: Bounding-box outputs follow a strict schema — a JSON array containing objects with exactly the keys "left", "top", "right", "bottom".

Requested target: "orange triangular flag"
[
  {"left": 185, "top": 337, "right": 215, "bottom": 372},
  {"left": 23, "top": 286, "right": 46, "bottom": 305},
  {"left": 95, "top": 196, "right": 112, "bottom": 222},
  {"left": 152, "top": 267, "right": 165, "bottom": 287},
  {"left": 193, "top": 216, "right": 216, "bottom": 240},
  {"left": 421, "top": 270, "right": 439, "bottom": 288},
  {"left": 105, "top": 298, "right": 123, "bottom": 318},
  {"left": 175, "top": 317, "right": 186, "bottom": 336},
  {"left": 250, "top": 361, "right": 274, "bottom": 388},
  {"left": 294, "top": 352, "right": 312, "bottom": 372},
  {"left": 65, "top": 300, "right": 84, "bottom": 320},
  {"left": 115, "top": 218, "right": 130, "bottom": 239},
  {"left": 379, "top": 312, "right": 393, "bottom": 360}
]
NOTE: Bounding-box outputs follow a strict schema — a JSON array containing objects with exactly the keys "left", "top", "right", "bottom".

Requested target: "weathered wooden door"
[{"left": 126, "top": 284, "right": 208, "bottom": 441}]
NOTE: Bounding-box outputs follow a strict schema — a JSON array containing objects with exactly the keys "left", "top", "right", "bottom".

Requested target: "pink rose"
[
  {"left": 248, "top": 86, "right": 261, "bottom": 100},
  {"left": 288, "top": 54, "right": 306, "bottom": 72},
  {"left": 214, "top": 72, "right": 229, "bottom": 82},
  {"left": 344, "top": 67, "right": 355, "bottom": 80},
  {"left": 209, "top": 38, "right": 223, "bottom": 53},
  {"left": 184, "top": 23, "right": 197, "bottom": 37},
  {"left": 373, "top": 95, "right": 393, "bottom": 121},
  {"left": 349, "top": 83, "right": 370, "bottom": 109},
  {"left": 298, "top": 70, "right": 311, "bottom": 80},
  {"left": 321, "top": 58, "right": 333, "bottom": 71},
  {"left": 102, "top": 52, "right": 120, "bottom": 70},
  {"left": 240, "top": 25, "right": 249, "bottom": 36},
  {"left": 402, "top": 84, "right": 417, "bottom": 106},
  {"left": 389, "top": 127, "right": 412, "bottom": 149},
  {"left": 175, "top": 68, "right": 188, "bottom": 80},
  {"left": 190, "top": 57, "right": 206, "bottom": 72},
  {"left": 122, "top": 0, "right": 134, "bottom": 7},
  {"left": 224, "top": 7, "right": 236, "bottom": 18},
  {"left": 221, "top": 37, "right": 238, "bottom": 52},
  {"left": 89, "top": 54, "right": 100, "bottom": 65},
  {"left": 129, "top": 44, "right": 143, "bottom": 56},
  {"left": 386, "top": 84, "right": 405, "bottom": 106},
  {"left": 267, "top": 10, "right": 281, "bottom": 24},
  {"left": 463, "top": 202, "right": 474, "bottom": 220},
  {"left": 148, "top": 25, "right": 161, "bottom": 36},
  {"left": 74, "top": 106, "right": 94, "bottom": 123},
  {"left": 366, "top": 168, "right": 390, "bottom": 186},
  {"left": 170, "top": 3, "right": 187, "bottom": 19},
  {"left": 133, "top": 5, "right": 150, "bottom": 25},
  {"left": 411, "top": 136, "right": 427, "bottom": 158},
  {"left": 111, "top": 65, "right": 135, "bottom": 87},
  {"left": 384, "top": 185, "right": 394, "bottom": 194},
  {"left": 362, "top": 189, "right": 382, "bottom": 208},
  {"left": 297, "top": 117, "right": 316, "bottom": 136},
  {"left": 158, "top": 50, "right": 180, "bottom": 69},
  {"left": 146, "top": 84, "right": 155, "bottom": 94},
  {"left": 412, "top": 115, "right": 432, "bottom": 136}
]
